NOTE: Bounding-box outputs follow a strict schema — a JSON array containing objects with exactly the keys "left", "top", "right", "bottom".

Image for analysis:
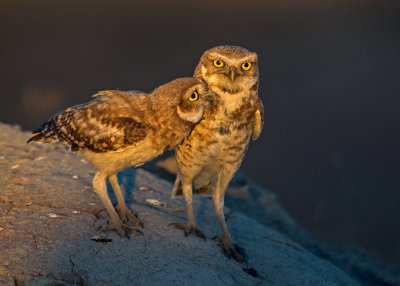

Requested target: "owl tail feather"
[{"left": 27, "top": 131, "right": 51, "bottom": 144}]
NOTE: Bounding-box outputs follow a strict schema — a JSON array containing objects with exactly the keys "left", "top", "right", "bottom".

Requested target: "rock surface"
[{"left": 0, "top": 123, "right": 385, "bottom": 285}]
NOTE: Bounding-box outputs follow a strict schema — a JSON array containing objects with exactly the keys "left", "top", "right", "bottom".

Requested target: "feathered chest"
[
  {"left": 206, "top": 93, "right": 258, "bottom": 136},
  {"left": 181, "top": 93, "right": 257, "bottom": 156}
]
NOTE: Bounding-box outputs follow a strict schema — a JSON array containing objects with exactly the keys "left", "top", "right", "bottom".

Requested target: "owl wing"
[
  {"left": 251, "top": 96, "right": 264, "bottom": 141},
  {"left": 92, "top": 90, "right": 148, "bottom": 97},
  {"left": 35, "top": 91, "right": 149, "bottom": 152}
]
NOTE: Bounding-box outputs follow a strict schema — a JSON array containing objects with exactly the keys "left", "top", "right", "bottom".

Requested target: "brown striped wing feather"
[{"left": 33, "top": 91, "right": 149, "bottom": 152}]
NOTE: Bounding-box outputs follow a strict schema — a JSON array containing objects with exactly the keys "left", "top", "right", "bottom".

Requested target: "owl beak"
[{"left": 230, "top": 69, "right": 235, "bottom": 82}]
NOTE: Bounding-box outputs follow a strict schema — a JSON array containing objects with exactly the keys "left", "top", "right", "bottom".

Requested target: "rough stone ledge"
[{"left": 0, "top": 123, "right": 395, "bottom": 286}]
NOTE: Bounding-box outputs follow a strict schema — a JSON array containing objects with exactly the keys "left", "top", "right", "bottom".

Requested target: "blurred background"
[{"left": 0, "top": 0, "right": 399, "bottom": 271}]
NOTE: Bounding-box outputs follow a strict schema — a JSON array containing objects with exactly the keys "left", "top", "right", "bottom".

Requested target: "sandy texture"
[{"left": 0, "top": 123, "right": 377, "bottom": 285}]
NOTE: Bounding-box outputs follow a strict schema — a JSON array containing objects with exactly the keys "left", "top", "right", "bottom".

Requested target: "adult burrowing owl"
[
  {"left": 171, "top": 46, "right": 264, "bottom": 262},
  {"left": 28, "top": 78, "right": 214, "bottom": 237}
]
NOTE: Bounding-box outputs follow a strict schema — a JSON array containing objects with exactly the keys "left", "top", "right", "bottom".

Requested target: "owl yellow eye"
[
  {"left": 189, "top": 91, "right": 199, "bottom": 102},
  {"left": 213, "top": 60, "right": 224, "bottom": 68},
  {"left": 241, "top": 62, "right": 251, "bottom": 71}
]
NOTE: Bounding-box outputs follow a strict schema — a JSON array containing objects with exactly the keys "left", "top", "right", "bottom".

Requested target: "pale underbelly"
[{"left": 81, "top": 141, "right": 162, "bottom": 176}]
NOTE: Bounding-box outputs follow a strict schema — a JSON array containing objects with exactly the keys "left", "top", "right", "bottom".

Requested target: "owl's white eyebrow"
[{"left": 208, "top": 53, "right": 256, "bottom": 65}]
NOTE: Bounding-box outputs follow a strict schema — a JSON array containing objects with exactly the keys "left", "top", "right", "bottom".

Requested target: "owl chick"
[
  {"left": 28, "top": 77, "right": 213, "bottom": 237},
  {"left": 171, "top": 46, "right": 264, "bottom": 262}
]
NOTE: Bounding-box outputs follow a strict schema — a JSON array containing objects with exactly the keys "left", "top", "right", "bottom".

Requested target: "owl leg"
[
  {"left": 213, "top": 168, "right": 244, "bottom": 262},
  {"left": 171, "top": 174, "right": 183, "bottom": 197},
  {"left": 109, "top": 174, "right": 143, "bottom": 228},
  {"left": 92, "top": 172, "right": 141, "bottom": 237},
  {"left": 170, "top": 173, "right": 205, "bottom": 240}
]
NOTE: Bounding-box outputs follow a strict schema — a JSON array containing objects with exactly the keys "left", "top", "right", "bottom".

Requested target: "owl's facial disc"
[
  {"left": 200, "top": 55, "right": 257, "bottom": 94},
  {"left": 205, "top": 68, "right": 244, "bottom": 93}
]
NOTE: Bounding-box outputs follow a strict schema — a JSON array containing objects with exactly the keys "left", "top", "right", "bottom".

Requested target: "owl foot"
[
  {"left": 117, "top": 206, "right": 143, "bottom": 229},
  {"left": 101, "top": 220, "right": 143, "bottom": 238},
  {"left": 169, "top": 223, "right": 206, "bottom": 240},
  {"left": 217, "top": 236, "right": 245, "bottom": 262}
]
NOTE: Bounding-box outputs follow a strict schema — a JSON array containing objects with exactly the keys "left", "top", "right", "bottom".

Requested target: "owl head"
[
  {"left": 151, "top": 77, "right": 214, "bottom": 124},
  {"left": 194, "top": 45, "right": 259, "bottom": 95}
]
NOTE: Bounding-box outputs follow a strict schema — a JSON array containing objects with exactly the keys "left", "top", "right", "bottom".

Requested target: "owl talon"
[
  {"left": 169, "top": 223, "right": 206, "bottom": 240},
  {"left": 217, "top": 236, "right": 245, "bottom": 263},
  {"left": 101, "top": 221, "right": 143, "bottom": 238},
  {"left": 117, "top": 207, "right": 143, "bottom": 228},
  {"left": 121, "top": 224, "right": 143, "bottom": 236}
]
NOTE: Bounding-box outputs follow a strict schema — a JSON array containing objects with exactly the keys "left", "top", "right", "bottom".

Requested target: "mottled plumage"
[
  {"left": 28, "top": 78, "right": 213, "bottom": 236},
  {"left": 171, "top": 46, "right": 264, "bottom": 261}
]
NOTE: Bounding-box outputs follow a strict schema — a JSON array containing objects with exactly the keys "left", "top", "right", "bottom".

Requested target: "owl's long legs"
[
  {"left": 171, "top": 175, "right": 182, "bottom": 197},
  {"left": 109, "top": 174, "right": 143, "bottom": 228},
  {"left": 92, "top": 172, "right": 141, "bottom": 237},
  {"left": 182, "top": 178, "right": 196, "bottom": 227},
  {"left": 213, "top": 168, "right": 244, "bottom": 262},
  {"left": 170, "top": 173, "right": 205, "bottom": 240}
]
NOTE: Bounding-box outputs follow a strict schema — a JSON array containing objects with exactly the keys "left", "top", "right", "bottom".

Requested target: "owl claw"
[
  {"left": 169, "top": 223, "right": 206, "bottom": 240},
  {"left": 101, "top": 221, "right": 143, "bottom": 238},
  {"left": 217, "top": 236, "right": 245, "bottom": 263},
  {"left": 117, "top": 207, "right": 143, "bottom": 228}
]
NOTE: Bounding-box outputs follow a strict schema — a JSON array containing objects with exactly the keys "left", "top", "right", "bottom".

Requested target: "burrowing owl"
[
  {"left": 171, "top": 46, "right": 263, "bottom": 262},
  {"left": 28, "top": 77, "right": 214, "bottom": 237}
]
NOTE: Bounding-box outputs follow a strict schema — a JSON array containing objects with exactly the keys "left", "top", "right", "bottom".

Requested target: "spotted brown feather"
[{"left": 32, "top": 93, "right": 148, "bottom": 152}]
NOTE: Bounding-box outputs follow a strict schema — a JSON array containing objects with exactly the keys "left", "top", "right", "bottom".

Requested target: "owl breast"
[{"left": 176, "top": 97, "right": 256, "bottom": 177}]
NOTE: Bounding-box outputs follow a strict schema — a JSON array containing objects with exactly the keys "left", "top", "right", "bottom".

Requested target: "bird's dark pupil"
[
  {"left": 191, "top": 93, "right": 196, "bottom": 98},
  {"left": 217, "top": 61, "right": 221, "bottom": 65},
  {"left": 244, "top": 63, "right": 248, "bottom": 67}
]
